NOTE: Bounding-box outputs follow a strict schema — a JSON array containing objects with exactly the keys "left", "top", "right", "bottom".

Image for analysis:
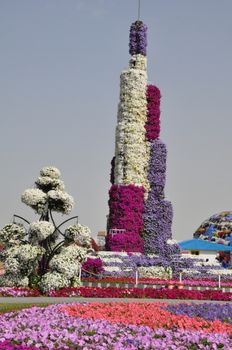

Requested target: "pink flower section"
[
  {"left": 145, "top": 85, "right": 161, "bottom": 140},
  {"left": 107, "top": 184, "right": 145, "bottom": 252}
]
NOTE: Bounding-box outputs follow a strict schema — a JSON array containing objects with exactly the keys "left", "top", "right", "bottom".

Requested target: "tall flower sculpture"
[
  {"left": 0, "top": 166, "right": 92, "bottom": 292},
  {"left": 107, "top": 21, "right": 149, "bottom": 253},
  {"left": 107, "top": 20, "right": 179, "bottom": 257}
]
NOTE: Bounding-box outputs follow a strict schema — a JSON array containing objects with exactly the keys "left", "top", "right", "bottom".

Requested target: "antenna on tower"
[{"left": 138, "top": 0, "right": 141, "bottom": 20}]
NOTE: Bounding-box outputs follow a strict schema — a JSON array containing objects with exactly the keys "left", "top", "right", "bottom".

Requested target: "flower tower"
[{"left": 106, "top": 21, "right": 180, "bottom": 257}]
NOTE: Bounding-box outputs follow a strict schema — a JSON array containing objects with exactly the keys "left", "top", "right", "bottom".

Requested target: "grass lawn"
[{"left": 0, "top": 303, "right": 50, "bottom": 313}]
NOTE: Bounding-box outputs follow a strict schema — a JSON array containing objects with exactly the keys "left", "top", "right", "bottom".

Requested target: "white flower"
[
  {"left": 101, "top": 258, "right": 123, "bottom": 263},
  {"left": 138, "top": 266, "right": 172, "bottom": 279},
  {"left": 21, "top": 188, "right": 47, "bottom": 214},
  {"left": 98, "top": 251, "right": 129, "bottom": 257},
  {"left": 104, "top": 266, "right": 121, "bottom": 272},
  {"left": 0, "top": 224, "right": 25, "bottom": 247},
  {"left": 29, "top": 221, "right": 55, "bottom": 242},
  {"left": 0, "top": 274, "right": 29, "bottom": 287},
  {"left": 182, "top": 269, "right": 200, "bottom": 275},
  {"left": 113, "top": 64, "right": 150, "bottom": 194},
  {"left": 39, "top": 271, "right": 69, "bottom": 292},
  {"left": 40, "top": 166, "right": 61, "bottom": 179},
  {"left": 207, "top": 269, "right": 232, "bottom": 276},
  {"left": 167, "top": 239, "right": 178, "bottom": 245},
  {"left": 60, "top": 245, "right": 87, "bottom": 263},
  {"left": 49, "top": 254, "right": 80, "bottom": 279},
  {"left": 5, "top": 244, "right": 45, "bottom": 263},
  {"left": 35, "top": 176, "right": 65, "bottom": 192},
  {"left": 129, "top": 54, "right": 147, "bottom": 71},
  {"left": 64, "top": 224, "right": 91, "bottom": 247},
  {"left": 4, "top": 257, "right": 21, "bottom": 274},
  {"left": 48, "top": 190, "right": 74, "bottom": 214}
]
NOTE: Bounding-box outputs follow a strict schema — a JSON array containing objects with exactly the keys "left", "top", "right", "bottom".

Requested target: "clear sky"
[{"left": 1, "top": 0, "right": 232, "bottom": 241}]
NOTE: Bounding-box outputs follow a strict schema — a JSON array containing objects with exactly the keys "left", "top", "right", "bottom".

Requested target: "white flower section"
[
  {"left": 97, "top": 252, "right": 127, "bottom": 257},
  {"left": 167, "top": 239, "right": 178, "bottom": 245},
  {"left": 101, "top": 258, "right": 123, "bottom": 263},
  {"left": 5, "top": 244, "right": 45, "bottom": 263},
  {"left": 60, "top": 245, "right": 87, "bottom": 263},
  {"left": 49, "top": 255, "right": 80, "bottom": 279},
  {"left": 207, "top": 269, "right": 232, "bottom": 276},
  {"left": 0, "top": 275, "right": 29, "bottom": 288},
  {"left": 35, "top": 176, "right": 65, "bottom": 192},
  {"left": 21, "top": 189, "right": 47, "bottom": 214},
  {"left": 48, "top": 190, "right": 74, "bottom": 214},
  {"left": 104, "top": 266, "right": 121, "bottom": 272},
  {"left": 182, "top": 269, "right": 200, "bottom": 275},
  {"left": 129, "top": 54, "right": 147, "bottom": 71},
  {"left": 138, "top": 266, "right": 172, "bottom": 279},
  {"left": 29, "top": 221, "right": 55, "bottom": 242},
  {"left": 39, "top": 271, "right": 69, "bottom": 292},
  {"left": 0, "top": 224, "right": 25, "bottom": 247},
  {"left": 4, "top": 257, "right": 21, "bottom": 274},
  {"left": 40, "top": 166, "right": 61, "bottom": 179},
  {"left": 65, "top": 224, "right": 91, "bottom": 247},
  {"left": 114, "top": 60, "right": 150, "bottom": 193}
]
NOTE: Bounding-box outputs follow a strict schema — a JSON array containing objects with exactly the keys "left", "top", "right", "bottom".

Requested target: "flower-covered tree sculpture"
[{"left": 0, "top": 166, "right": 92, "bottom": 292}]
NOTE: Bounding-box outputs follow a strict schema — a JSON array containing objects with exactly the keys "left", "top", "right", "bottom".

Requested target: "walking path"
[{"left": 0, "top": 297, "right": 229, "bottom": 304}]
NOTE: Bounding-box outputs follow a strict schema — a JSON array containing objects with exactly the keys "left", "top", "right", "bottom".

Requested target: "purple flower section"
[
  {"left": 106, "top": 233, "right": 144, "bottom": 253},
  {"left": 143, "top": 188, "right": 180, "bottom": 257},
  {"left": 0, "top": 341, "right": 46, "bottom": 350},
  {"left": 143, "top": 193, "right": 175, "bottom": 256},
  {"left": 165, "top": 303, "right": 232, "bottom": 324},
  {"left": 110, "top": 156, "right": 115, "bottom": 184},
  {"left": 145, "top": 85, "right": 161, "bottom": 140},
  {"left": 143, "top": 137, "right": 180, "bottom": 257},
  {"left": 148, "top": 139, "right": 167, "bottom": 198},
  {"left": 107, "top": 184, "right": 145, "bottom": 252},
  {"left": 129, "top": 21, "right": 147, "bottom": 56}
]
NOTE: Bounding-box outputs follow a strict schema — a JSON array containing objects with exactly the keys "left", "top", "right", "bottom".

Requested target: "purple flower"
[
  {"left": 129, "top": 21, "right": 147, "bottom": 56},
  {"left": 107, "top": 184, "right": 145, "bottom": 252},
  {"left": 145, "top": 85, "right": 161, "bottom": 140}
]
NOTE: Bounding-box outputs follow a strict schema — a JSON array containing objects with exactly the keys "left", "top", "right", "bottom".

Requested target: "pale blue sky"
[{"left": 0, "top": 0, "right": 232, "bottom": 241}]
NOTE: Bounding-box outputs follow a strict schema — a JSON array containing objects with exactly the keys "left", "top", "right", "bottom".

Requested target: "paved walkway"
[{"left": 0, "top": 297, "right": 229, "bottom": 304}]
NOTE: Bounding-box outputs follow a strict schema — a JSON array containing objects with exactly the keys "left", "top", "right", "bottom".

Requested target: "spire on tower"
[{"left": 129, "top": 20, "right": 147, "bottom": 56}]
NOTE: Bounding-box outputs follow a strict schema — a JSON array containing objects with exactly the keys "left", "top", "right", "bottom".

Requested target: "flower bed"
[
  {"left": 47, "top": 286, "right": 232, "bottom": 300},
  {"left": 0, "top": 302, "right": 231, "bottom": 349},
  {"left": 0, "top": 287, "right": 41, "bottom": 297},
  {"left": 0, "top": 284, "right": 231, "bottom": 299},
  {"left": 63, "top": 302, "right": 232, "bottom": 334}
]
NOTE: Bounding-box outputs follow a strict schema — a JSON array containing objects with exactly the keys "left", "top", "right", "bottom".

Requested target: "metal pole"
[
  {"left": 179, "top": 272, "right": 182, "bottom": 283},
  {"left": 138, "top": 0, "right": 141, "bottom": 20},
  {"left": 218, "top": 275, "right": 221, "bottom": 288},
  {"left": 135, "top": 270, "right": 138, "bottom": 286}
]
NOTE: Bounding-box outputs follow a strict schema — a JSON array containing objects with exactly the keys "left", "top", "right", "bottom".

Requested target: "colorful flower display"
[
  {"left": 194, "top": 211, "right": 232, "bottom": 247},
  {"left": 63, "top": 302, "right": 232, "bottom": 334},
  {"left": 107, "top": 21, "right": 177, "bottom": 257},
  {"left": 0, "top": 302, "right": 231, "bottom": 350}
]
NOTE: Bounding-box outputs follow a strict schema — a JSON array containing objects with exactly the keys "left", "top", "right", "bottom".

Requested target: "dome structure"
[{"left": 194, "top": 211, "right": 232, "bottom": 247}]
